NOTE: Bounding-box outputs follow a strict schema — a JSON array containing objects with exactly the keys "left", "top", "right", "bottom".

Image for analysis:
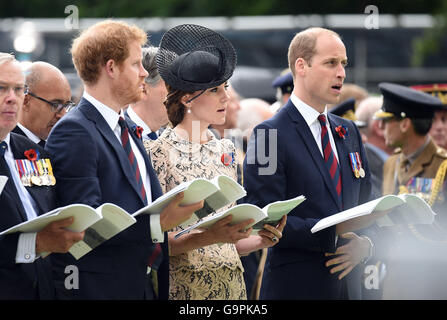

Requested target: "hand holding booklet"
[
  {"left": 0, "top": 175, "right": 246, "bottom": 260},
  {"left": 132, "top": 174, "right": 246, "bottom": 227},
  {"left": 175, "top": 195, "right": 306, "bottom": 239},
  {"left": 0, "top": 203, "right": 137, "bottom": 260},
  {"left": 311, "top": 194, "right": 436, "bottom": 234}
]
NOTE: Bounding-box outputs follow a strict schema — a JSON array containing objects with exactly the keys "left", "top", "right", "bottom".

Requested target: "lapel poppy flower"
[
  {"left": 221, "top": 152, "right": 234, "bottom": 166},
  {"left": 24, "top": 149, "right": 39, "bottom": 161},
  {"left": 335, "top": 125, "right": 348, "bottom": 140},
  {"left": 132, "top": 125, "right": 144, "bottom": 139}
]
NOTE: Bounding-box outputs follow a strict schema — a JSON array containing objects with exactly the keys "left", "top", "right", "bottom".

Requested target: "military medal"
[
  {"left": 355, "top": 153, "right": 365, "bottom": 178},
  {"left": 29, "top": 161, "right": 42, "bottom": 186},
  {"left": 45, "top": 158, "right": 56, "bottom": 185},
  {"left": 349, "top": 152, "right": 360, "bottom": 179}
]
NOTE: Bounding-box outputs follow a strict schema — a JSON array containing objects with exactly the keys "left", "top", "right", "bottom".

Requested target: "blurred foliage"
[
  {"left": 411, "top": 1, "right": 447, "bottom": 66},
  {"left": 0, "top": 0, "right": 445, "bottom": 18}
]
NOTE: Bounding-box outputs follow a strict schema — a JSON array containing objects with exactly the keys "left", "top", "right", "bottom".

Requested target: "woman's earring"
[{"left": 186, "top": 106, "right": 191, "bottom": 114}]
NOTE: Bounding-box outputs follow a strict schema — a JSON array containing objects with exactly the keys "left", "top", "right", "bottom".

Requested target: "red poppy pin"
[
  {"left": 134, "top": 126, "right": 144, "bottom": 139},
  {"left": 335, "top": 125, "right": 348, "bottom": 140},
  {"left": 24, "top": 149, "right": 39, "bottom": 161},
  {"left": 221, "top": 152, "right": 234, "bottom": 166}
]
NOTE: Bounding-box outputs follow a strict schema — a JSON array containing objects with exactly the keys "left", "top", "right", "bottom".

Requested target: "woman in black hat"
[{"left": 148, "top": 24, "right": 286, "bottom": 300}]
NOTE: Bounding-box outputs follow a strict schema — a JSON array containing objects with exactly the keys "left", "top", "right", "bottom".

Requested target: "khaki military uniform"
[{"left": 380, "top": 138, "right": 447, "bottom": 299}]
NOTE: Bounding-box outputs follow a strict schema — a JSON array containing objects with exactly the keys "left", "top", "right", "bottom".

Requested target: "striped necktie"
[
  {"left": 317, "top": 114, "right": 342, "bottom": 203},
  {"left": 117, "top": 117, "right": 147, "bottom": 205}
]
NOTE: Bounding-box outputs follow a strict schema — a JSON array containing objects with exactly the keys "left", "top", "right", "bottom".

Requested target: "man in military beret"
[{"left": 375, "top": 82, "right": 447, "bottom": 299}]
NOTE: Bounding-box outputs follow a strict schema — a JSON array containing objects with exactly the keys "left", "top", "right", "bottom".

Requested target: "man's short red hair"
[{"left": 71, "top": 20, "right": 147, "bottom": 86}]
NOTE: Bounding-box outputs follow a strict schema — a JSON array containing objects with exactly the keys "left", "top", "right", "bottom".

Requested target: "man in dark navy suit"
[
  {"left": 243, "top": 27, "right": 374, "bottom": 299},
  {"left": 46, "top": 20, "right": 202, "bottom": 299},
  {"left": 0, "top": 52, "right": 84, "bottom": 299}
]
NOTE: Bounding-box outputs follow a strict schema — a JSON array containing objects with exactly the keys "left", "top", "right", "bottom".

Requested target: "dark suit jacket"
[
  {"left": 45, "top": 98, "right": 167, "bottom": 299},
  {"left": 0, "top": 133, "right": 57, "bottom": 299},
  {"left": 243, "top": 100, "right": 373, "bottom": 299}
]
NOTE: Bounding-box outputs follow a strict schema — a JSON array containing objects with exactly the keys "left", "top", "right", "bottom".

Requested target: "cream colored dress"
[{"left": 146, "top": 127, "right": 246, "bottom": 300}]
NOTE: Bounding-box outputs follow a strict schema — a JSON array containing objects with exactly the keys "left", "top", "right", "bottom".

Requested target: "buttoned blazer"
[
  {"left": 0, "top": 133, "right": 56, "bottom": 299},
  {"left": 45, "top": 98, "right": 167, "bottom": 299},
  {"left": 243, "top": 99, "right": 372, "bottom": 299}
]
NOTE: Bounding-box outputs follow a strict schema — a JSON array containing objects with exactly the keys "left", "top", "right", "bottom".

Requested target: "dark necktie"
[
  {"left": 38, "top": 140, "right": 46, "bottom": 148},
  {"left": 0, "top": 141, "right": 27, "bottom": 220},
  {"left": 317, "top": 114, "right": 342, "bottom": 204},
  {"left": 147, "top": 131, "right": 158, "bottom": 141},
  {"left": 117, "top": 117, "right": 147, "bottom": 205},
  {"left": 117, "top": 118, "right": 162, "bottom": 296}
]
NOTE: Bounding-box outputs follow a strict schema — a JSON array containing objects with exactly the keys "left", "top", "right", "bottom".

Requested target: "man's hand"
[
  {"left": 35, "top": 217, "right": 85, "bottom": 254},
  {"left": 324, "top": 232, "right": 371, "bottom": 280},
  {"left": 160, "top": 192, "right": 204, "bottom": 231}
]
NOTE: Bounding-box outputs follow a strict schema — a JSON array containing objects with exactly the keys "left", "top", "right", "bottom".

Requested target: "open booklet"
[
  {"left": 174, "top": 195, "right": 306, "bottom": 239},
  {"left": 0, "top": 175, "right": 245, "bottom": 259},
  {"left": 0, "top": 203, "right": 137, "bottom": 260},
  {"left": 311, "top": 193, "right": 436, "bottom": 234},
  {"left": 0, "top": 175, "right": 7, "bottom": 195},
  {"left": 132, "top": 174, "right": 246, "bottom": 227}
]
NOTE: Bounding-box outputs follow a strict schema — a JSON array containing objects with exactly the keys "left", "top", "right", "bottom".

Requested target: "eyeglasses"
[
  {"left": 0, "top": 83, "right": 28, "bottom": 97},
  {"left": 27, "top": 91, "right": 75, "bottom": 113}
]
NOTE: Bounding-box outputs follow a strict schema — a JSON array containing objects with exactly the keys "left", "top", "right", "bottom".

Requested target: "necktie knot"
[
  {"left": 147, "top": 131, "right": 158, "bottom": 140},
  {"left": 318, "top": 114, "right": 327, "bottom": 127},
  {"left": 118, "top": 117, "right": 127, "bottom": 130},
  {"left": 0, "top": 141, "right": 7, "bottom": 157}
]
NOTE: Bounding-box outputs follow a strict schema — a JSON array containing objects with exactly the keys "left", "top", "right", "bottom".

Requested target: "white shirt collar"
[
  {"left": 290, "top": 93, "right": 328, "bottom": 127},
  {"left": 83, "top": 91, "right": 120, "bottom": 132},
  {"left": 17, "top": 123, "right": 41, "bottom": 144},
  {"left": 126, "top": 106, "right": 152, "bottom": 136}
]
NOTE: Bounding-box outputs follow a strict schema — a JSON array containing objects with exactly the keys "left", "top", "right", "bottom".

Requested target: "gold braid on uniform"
[{"left": 400, "top": 159, "right": 447, "bottom": 245}]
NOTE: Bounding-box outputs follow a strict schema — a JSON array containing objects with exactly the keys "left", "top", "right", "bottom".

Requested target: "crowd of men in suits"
[{"left": 1, "top": 19, "right": 447, "bottom": 300}]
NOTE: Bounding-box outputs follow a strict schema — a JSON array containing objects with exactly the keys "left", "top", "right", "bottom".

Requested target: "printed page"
[
  {"left": 0, "top": 203, "right": 101, "bottom": 235},
  {"left": 0, "top": 175, "right": 7, "bottom": 195},
  {"left": 133, "top": 178, "right": 219, "bottom": 217},
  {"left": 189, "top": 175, "right": 247, "bottom": 222},
  {"left": 311, "top": 195, "right": 404, "bottom": 233},
  {"left": 69, "top": 204, "right": 136, "bottom": 260},
  {"left": 399, "top": 194, "right": 436, "bottom": 225},
  {"left": 175, "top": 204, "right": 266, "bottom": 239}
]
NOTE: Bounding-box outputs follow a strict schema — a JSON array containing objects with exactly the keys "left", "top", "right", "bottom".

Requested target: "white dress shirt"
[
  {"left": 290, "top": 93, "right": 339, "bottom": 163},
  {"left": 83, "top": 92, "right": 164, "bottom": 243},
  {"left": 16, "top": 123, "right": 41, "bottom": 145},
  {"left": 126, "top": 106, "right": 154, "bottom": 141}
]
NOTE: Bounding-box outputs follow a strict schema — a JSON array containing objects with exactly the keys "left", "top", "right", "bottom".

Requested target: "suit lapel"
[
  {"left": 328, "top": 115, "right": 352, "bottom": 210},
  {"left": 78, "top": 99, "right": 147, "bottom": 205},
  {"left": 285, "top": 102, "right": 341, "bottom": 209},
  {"left": 1, "top": 137, "right": 27, "bottom": 221}
]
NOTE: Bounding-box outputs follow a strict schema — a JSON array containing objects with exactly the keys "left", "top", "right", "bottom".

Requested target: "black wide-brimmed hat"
[{"left": 156, "top": 24, "right": 237, "bottom": 92}]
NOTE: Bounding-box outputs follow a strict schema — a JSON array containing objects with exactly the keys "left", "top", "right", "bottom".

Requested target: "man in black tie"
[
  {"left": 126, "top": 46, "right": 169, "bottom": 141},
  {"left": 0, "top": 52, "right": 84, "bottom": 299},
  {"left": 13, "top": 61, "right": 74, "bottom": 147}
]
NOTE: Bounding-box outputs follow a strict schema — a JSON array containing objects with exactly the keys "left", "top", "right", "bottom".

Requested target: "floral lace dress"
[{"left": 146, "top": 127, "right": 247, "bottom": 300}]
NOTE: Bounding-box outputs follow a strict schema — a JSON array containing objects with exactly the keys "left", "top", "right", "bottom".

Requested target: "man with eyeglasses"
[
  {"left": 0, "top": 52, "right": 84, "bottom": 299},
  {"left": 13, "top": 61, "right": 74, "bottom": 147}
]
